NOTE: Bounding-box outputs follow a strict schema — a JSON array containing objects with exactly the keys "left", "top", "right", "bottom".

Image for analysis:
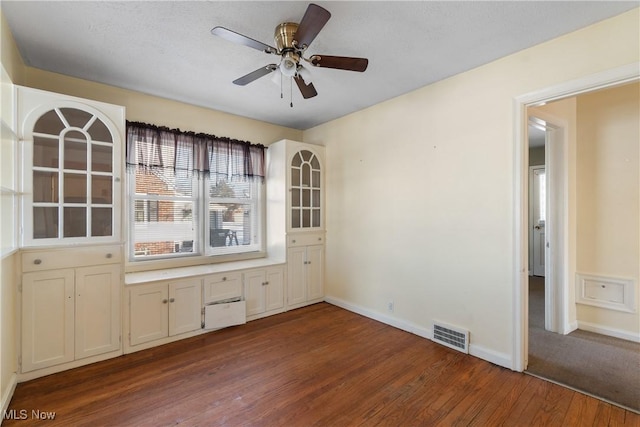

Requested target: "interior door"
[{"left": 532, "top": 166, "right": 546, "bottom": 277}]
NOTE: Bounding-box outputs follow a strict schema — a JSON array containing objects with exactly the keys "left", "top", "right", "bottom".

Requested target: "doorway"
[{"left": 514, "top": 66, "right": 640, "bottom": 411}]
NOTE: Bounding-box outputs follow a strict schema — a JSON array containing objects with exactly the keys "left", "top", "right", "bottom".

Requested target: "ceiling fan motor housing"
[{"left": 275, "top": 22, "right": 302, "bottom": 76}]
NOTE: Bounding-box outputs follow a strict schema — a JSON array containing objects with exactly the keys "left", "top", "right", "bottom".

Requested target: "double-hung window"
[{"left": 126, "top": 122, "right": 265, "bottom": 261}]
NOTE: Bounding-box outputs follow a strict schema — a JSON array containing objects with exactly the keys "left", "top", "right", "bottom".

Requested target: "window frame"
[{"left": 127, "top": 168, "right": 265, "bottom": 264}]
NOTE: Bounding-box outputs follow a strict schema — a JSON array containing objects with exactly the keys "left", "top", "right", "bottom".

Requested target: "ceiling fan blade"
[
  {"left": 233, "top": 64, "right": 277, "bottom": 86},
  {"left": 309, "top": 55, "right": 368, "bottom": 72},
  {"left": 211, "top": 26, "right": 277, "bottom": 54},
  {"left": 294, "top": 75, "right": 318, "bottom": 99},
  {"left": 294, "top": 4, "right": 331, "bottom": 49}
]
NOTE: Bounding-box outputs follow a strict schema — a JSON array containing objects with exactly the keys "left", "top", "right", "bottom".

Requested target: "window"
[{"left": 126, "top": 122, "right": 265, "bottom": 261}]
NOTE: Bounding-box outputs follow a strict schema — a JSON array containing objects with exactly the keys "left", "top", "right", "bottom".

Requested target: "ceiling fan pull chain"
[
  {"left": 280, "top": 71, "right": 283, "bottom": 99},
  {"left": 290, "top": 78, "right": 293, "bottom": 108}
]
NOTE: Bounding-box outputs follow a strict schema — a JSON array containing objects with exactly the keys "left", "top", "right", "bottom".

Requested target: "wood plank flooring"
[{"left": 5, "top": 303, "right": 639, "bottom": 426}]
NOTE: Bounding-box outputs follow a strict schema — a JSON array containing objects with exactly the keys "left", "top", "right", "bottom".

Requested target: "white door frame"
[{"left": 511, "top": 62, "right": 639, "bottom": 372}]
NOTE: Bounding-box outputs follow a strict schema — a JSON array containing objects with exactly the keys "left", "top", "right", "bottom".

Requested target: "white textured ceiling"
[{"left": 2, "top": 1, "right": 637, "bottom": 130}]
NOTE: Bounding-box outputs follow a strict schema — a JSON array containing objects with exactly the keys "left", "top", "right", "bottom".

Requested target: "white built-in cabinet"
[
  {"left": 21, "top": 246, "right": 122, "bottom": 373},
  {"left": 267, "top": 140, "right": 325, "bottom": 309},
  {"left": 17, "top": 86, "right": 125, "bottom": 378},
  {"left": 245, "top": 266, "right": 285, "bottom": 319},
  {"left": 287, "top": 243, "right": 324, "bottom": 309},
  {"left": 129, "top": 278, "right": 202, "bottom": 346}
]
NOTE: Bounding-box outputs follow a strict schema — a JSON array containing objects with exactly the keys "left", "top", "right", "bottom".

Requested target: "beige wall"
[
  {"left": 23, "top": 68, "right": 302, "bottom": 147},
  {"left": 304, "top": 9, "right": 639, "bottom": 362},
  {"left": 576, "top": 83, "right": 639, "bottom": 335}
]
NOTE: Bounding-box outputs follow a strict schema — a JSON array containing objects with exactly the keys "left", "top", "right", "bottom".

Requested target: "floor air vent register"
[{"left": 432, "top": 321, "right": 469, "bottom": 354}]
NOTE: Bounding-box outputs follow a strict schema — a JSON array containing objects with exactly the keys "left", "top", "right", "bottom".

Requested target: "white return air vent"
[{"left": 432, "top": 321, "right": 469, "bottom": 354}]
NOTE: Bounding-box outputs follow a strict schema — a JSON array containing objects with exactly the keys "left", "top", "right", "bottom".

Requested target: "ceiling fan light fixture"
[{"left": 279, "top": 52, "right": 298, "bottom": 77}]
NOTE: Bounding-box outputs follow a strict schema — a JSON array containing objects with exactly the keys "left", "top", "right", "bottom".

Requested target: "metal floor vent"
[{"left": 432, "top": 321, "right": 469, "bottom": 354}]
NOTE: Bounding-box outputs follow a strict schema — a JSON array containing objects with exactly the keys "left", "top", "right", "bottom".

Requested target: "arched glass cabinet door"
[
  {"left": 27, "top": 106, "right": 118, "bottom": 243},
  {"left": 290, "top": 149, "right": 321, "bottom": 229}
]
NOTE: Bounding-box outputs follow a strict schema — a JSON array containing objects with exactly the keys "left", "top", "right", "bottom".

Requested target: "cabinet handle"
[
  {"left": 292, "top": 240, "right": 296, "bottom": 244},
  {"left": 222, "top": 276, "right": 227, "bottom": 281},
  {"left": 262, "top": 282, "right": 267, "bottom": 286},
  {"left": 162, "top": 299, "right": 168, "bottom": 304},
  {"left": 33, "top": 259, "right": 42, "bottom": 265},
  {"left": 106, "top": 253, "right": 113, "bottom": 259},
  {"left": 169, "top": 298, "right": 175, "bottom": 303},
  {"left": 318, "top": 238, "right": 322, "bottom": 241}
]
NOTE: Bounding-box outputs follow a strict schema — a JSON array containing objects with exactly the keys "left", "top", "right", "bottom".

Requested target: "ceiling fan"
[{"left": 211, "top": 3, "right": 368, "bottom": 101}]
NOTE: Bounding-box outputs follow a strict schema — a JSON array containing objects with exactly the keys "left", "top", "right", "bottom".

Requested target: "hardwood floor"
[{"left": 5, "top": 303, "right": 639, "bottom": 426}]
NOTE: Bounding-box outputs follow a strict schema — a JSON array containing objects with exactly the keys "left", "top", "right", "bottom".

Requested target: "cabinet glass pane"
[
  {"left": 33, "top": 110, "right": 65, "bottom": 135},
  {"left": 312, "top": 209, "right": 320, "bottom": 227},
  {"left": 291, "top": 168, "right": 300, "bottom": 187},
  {"left": 312, "top": 190, "right": 320, "bottom": 207},
  {"left": 302, "top": 209, "right": 311, "bottom": 228},
  {"left": 33, "top": 171, "right": 59, "bottom": 203},
  {"left": 291, "top": 210, "right": 300, "bottom": 228},
  {"left": 92, "top": 144, "right": 113, "bottom": 172},
  {"left": 33, "top": 207, "right": 58, "bottom": 238},
  {"left": 92, "top": 208, "right": 112, "bottom": 236},
  {"left": 310, "top": 155, "right": 320, "bottom": 169},
  {"left": 92, "top": 175, "right": 112, "bottom": 204},
  {"left": 292, "top": 152, "right": 302, "bottom": 167},
  {"left": 87, "top": 119, "right": 112, "bottom": 143},
  {"left": 291, "top": 188, "right": 300, "bottom": 207},
  {"left": 302, "top": 164, "right": 310, "bottom": 187},
  {"left": 302, "top": 189, "right": 310, "bottom": 207},
  {"left": 64, "top": 131, "right": 87, "bottom": 170},
  {"left": 33, "top": 137, "right": 59, "bottom": 168},
  {"left": 64, "top": 207, "right": 86, "bottom": 237},
  {"left": 64, "top": 173, "right": 86, "bottom": 203},
  {"left": 60, "top": 108, "right": 92, "bottom": 129},
  {"left": 312, "top": 171, "right": 320, "bottom": 188},
  {"left": 301, "top": 150, "right": 312, "bottom": 162}
]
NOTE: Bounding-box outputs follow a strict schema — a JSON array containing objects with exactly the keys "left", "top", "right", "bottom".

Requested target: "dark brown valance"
[{"left": 126, "top": 121, "right": 266, "bottom": 182}]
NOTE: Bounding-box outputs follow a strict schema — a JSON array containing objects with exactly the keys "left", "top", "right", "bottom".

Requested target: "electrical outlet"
[{"left": 387, "top": 301, "right": 394, "bottom": 312}]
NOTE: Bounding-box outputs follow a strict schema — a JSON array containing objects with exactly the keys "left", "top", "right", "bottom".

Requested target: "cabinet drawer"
[
  {"left": 204, "top": 301, "right": 246, "bottom": 330},
  {"left": 203, "top": 272, "right": 242, "bottom": 304},
  {"left": 288, "top": 233, "right": 325, "bottom": 247},
  {"left": 22, "top": 245, "right": 122, "bottom": 272}
]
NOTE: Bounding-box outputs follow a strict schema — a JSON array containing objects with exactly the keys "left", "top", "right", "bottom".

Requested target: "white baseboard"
[
  {"left": 577, "top": 320, "right": 640, "bottom": 343},
  {"left": 324, "top": 296, "right": 512, "bottom": 369},
  {"left": 1, "top": 372, "right": 18, "bottom": 423}
]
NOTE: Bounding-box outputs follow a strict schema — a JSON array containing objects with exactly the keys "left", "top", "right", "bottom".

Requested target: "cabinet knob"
[
  {"left": 318, "top": 238, "right": 322, "bottom": 241},
  {"left": 106, "top": 253, "right": 113, "bottom": 259},
  {"left": 222, "top": 276, "right": 227, "bottom": 281},
  {"left": 292, "top": 240, "right": 296, "bottom": 243},
  {"left": 162, "top": 299, "right": 168, "bottom": 304},
  {"left": 33, "top": 259, "right": 42, "bottom": 265},
  {"left": 169, "top": 298, "right": 175, "bottom": 303}
]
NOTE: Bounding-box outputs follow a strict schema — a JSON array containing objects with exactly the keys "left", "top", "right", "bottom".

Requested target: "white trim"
[
  {"left": 577, "top": 321, "right": 640, "bottom": 343},
  {"left": 324, "top": 296, "right": 512, "bottom": 370},
  {"left": 1, "top": 372, "right": 18, "bottom": 418},
  {"left": 512, "top": 62, "right": 640, "bottom": 372}
]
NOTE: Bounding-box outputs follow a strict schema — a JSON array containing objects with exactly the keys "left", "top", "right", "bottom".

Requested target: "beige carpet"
[{"left": 527, "top": 276, "right": 640, "bottom": 412}]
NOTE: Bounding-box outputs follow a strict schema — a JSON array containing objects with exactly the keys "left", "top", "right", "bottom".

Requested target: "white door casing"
[{"left": 512, "top": 62, "right": 639, "bottom": 372}]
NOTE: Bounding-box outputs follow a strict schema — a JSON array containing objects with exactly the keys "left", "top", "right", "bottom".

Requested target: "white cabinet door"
[
  {"left": 265, "top": 267, "right": 284, "bottom": 312},
  {"left": 75, "top": 264, "right": 121, "bottom": 359},
  {"left": 245, "top": 270, "right": 266, "bottom": 316},
  {"left": 288, "top": 247, "right": 307, "bottom": 306},
  {"left": 129, "top": 283, "right": 168, "bottom": 346},
  {"left": 22, "top": 269, "right": 75, "bottom": 372},
  {"left": 306, "top": 245, "right": 324, "bottom": 301},
  {"left": 169, "top": 279, "right": 202, "bottom": 336}
]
